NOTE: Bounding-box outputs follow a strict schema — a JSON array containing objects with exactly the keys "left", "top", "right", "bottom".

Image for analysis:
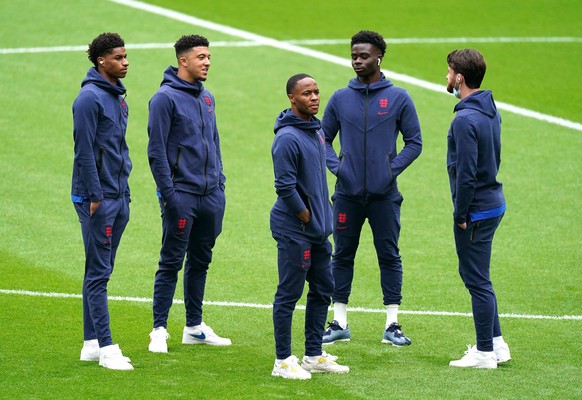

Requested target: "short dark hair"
[
  {"left": 447, "top": 49, "right": 487, "bottom": 89},
  {"left": 351, "top": 30, "right": 386, "bottom": 56},
  {"left": 174, "top": 34, "right": 210, "bottom": 58},
  {"left": 286, "top": 73, "right": 313, "bottom": 95},
  {"left": 87, "top": 32, "right": 125, "bottom": 67}
]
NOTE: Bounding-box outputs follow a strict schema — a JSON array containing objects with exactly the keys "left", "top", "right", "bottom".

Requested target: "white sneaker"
[
  {"left": 301, "top": 352, "right": 349, "bottom": 373},
  {"left": 271, "top": 355, "right": 311, "bottom": 380},
  {"left": 99, "top": 344, "right": 133, "bottom": 371},
  {"left": 182, "top": 322, "right": 232, "bottom": 346},
  {"left": 80, "top": 339, "right": 131, "bottom": 363},
  {"left": 449, "top": 345, "right": 497, "bottom": 369},
  {"left": 80, "top": 339, "right": 99, "bottom": 361},
  {"left": 494, "top": 342, "right": 511, "bottom": 363},
  {"left": 149, "top": 327, "right": 170, "bottom": 353}
]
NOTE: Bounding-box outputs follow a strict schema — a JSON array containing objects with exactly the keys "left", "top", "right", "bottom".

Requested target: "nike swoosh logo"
[
  {"left": 377, "top": 111, "right": 389, "bottom": 116},
  {"left": 189, "top": 332, "right": 206, "bottom": 340}
]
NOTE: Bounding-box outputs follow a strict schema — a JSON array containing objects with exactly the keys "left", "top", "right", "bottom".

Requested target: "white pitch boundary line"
[
  {"left": 1, "top": 289, "right": 580, "bottom": 321},
  {"left": 3, "top": 36, "right": 581, "bottom": 54}
]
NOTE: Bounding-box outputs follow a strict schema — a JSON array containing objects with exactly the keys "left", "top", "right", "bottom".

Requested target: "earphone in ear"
[
  {"left": 377, "top": 59, "right": 381, "bottom": 66},
  {"left": 100, "top": 61, "right": 104, "bottom": 65}
]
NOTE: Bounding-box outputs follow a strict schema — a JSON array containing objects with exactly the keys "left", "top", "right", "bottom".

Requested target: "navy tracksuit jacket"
[
  {"left": 322, "top": 74, "right": 422, "bottom": 306},
  {"left": 72, "top": 67, "right": 132, "bottom": 347},
  {"left": 447, "top": 90, "right": 506, "bottom": 352},
  {"left": 270, "top": 109, "right": 334, "bottom": 359},
  {"left": 147, "top": 66, "right": 226, "bottom": 328}
]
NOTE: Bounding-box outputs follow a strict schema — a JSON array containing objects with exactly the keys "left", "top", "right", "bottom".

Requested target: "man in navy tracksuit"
[
  {"left": 322, "top": 31, "right": 422, "bottom": 345},
  {"left": 446, "top": 49, "right": 511, "bottom": 369},
  {"left": 72, "top": 33, "right": 133, "bottom": 370},
  {"left": 147, "top": 35, "right": 230, "bottom": 352},
  {"left": 270, "top": 74, "right": 349, "bottom": 380}
]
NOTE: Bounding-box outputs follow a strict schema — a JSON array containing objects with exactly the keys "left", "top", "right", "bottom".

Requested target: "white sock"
[
  {"left": 386, "top": 304, "right": 399, "bottom": 329},
  {"left": 493, "top": 336, "right": 505, "bottom": 347},
  {"left": 333, "top": 303, "right": 347, "bottom": 329}
]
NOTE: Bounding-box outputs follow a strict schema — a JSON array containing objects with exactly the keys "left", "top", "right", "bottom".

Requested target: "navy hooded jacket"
[
  {"left": 147, "top": 66, "right": 225, "bottom": 201},
  {"left": 270, "top": 109, "right": 332, "bottom": 242},
  {"left": 71, "top": 67, "right": 131, "bottom": 202},
  {"left": 447, "top": 90, "right": 505, "bottom": 224},
  {"left": 322, "top": 74, "right": 422, "bottom": 201}
]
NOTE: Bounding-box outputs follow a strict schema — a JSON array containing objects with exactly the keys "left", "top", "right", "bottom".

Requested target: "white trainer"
[
  {"left": 494, "top": 342, "right": 511, "bottom": 363},
  {"left": 81, "top": 339, "right": 131, "bottom": 363},
  {"left": 272, "top": 355, "right": 311, "bottom": 380},
  {"left": 149, "top": 327, "right": 170, "bottom": 353},
  {"left": 182, "top": 322, "right": 232, "bottom": 346},
  {"left": 301, "top": 352, "right": 350, "bottom": 373},
  {"left": 80, "top": 339, "right": 99, "bottom": 361},
  {"left": 449, "top": 345, "right": 497, "bottom": 369},
  {"left": 99, "top": 344, "right": 133, "bottom": 371}
]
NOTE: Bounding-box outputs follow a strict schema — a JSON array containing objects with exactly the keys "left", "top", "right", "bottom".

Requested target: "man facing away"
[
  {"left": 72, "top": 32, "right": 133, "bottom": 370},
  {"left": 270, "top": 73, "right": 349, "bottom": 380},
  {"left": 147, "top": 34, "right": 230, "bottom": 352},
  {"left": 445, "top": 49, "right": 511, "bottom": 369},
  {"left": 322, "top": 30, "right": 422, "bottom": 345}
]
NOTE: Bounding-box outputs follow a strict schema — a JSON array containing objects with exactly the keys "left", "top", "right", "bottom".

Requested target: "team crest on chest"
[
  {"left": 119, "top": 97, "right": 128, "bottom": 116},
  {"left": 377, "top": 98, "right": 389, "bottom": 116}
]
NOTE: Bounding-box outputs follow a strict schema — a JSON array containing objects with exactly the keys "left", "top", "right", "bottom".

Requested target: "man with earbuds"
[
  {"left": 72, "top": 32, "right": 133, "bottom": 370},
  {"left": 445, "top": 49, "right": 510, "bottom": 369},
  {"left": 321, "top": 30, "right": 422, "bottom": 345}
]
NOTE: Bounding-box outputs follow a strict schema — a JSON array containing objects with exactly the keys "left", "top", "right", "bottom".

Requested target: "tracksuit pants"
[
  {"left": 331, "top": 192, "right": 403, "bottom": 306},
  {"left": 454, "top": 214, "right": 504, "bottom": 352},
  {"left": 152, "top": 189, "right": 225, "bottom": 329},
  {"left": 75, "top": 196, "right": 130, "bottom": 347},
  {"left": 272, "top": 234, "right": 334, "bottom": 359}
]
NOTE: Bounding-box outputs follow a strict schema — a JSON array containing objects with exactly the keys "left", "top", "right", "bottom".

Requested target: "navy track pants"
[
  {"left": 331, "top": 192, "right": 403, "bottom": 305},
  {"left": 152, "top": 189, "right": 225, "bottom": 328},
  {"left": 272, "top": 234, "right": 334, "bottom": 359},
  {"left": 454, "top": 214, "right": 504, "bottom": 352},
  {"left": 75, "top": 196, "right": 130, "bottom": 347}
]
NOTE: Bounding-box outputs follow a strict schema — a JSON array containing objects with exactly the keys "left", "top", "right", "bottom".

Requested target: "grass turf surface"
[{"left": 0, "top": 0, "right": 580, "bottom": 398}]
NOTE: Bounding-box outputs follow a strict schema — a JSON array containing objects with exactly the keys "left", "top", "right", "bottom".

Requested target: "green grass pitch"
[{"left": 0, "top": 0, "right": 581, "bottom": 399}]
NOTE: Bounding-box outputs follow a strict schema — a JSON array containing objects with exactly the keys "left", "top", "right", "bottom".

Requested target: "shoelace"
[
  {"left": 326, "top": 321, "right": 342, "bottom": 331},
  {"left": 285, "top": 356, "right": 301, "bottom": 368},
  {"left": 321, "top": 351, "right": 338, "bottom": 362},
  {"left": 198, "top": 323, "right": 216, "bottom": 335}
]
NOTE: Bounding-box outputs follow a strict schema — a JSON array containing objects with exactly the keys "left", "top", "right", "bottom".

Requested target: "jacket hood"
[
  {"left": 160, "top": 65, "right": 204, "bottom": 96},
  {"left": 274, "top": 109, "right": 321, "bottom": 134},
  {"left": 454, "top": 90, "right": 497, "bottom": 118},
  {"left": 81, "top": 67, "right": 126, "bottom": 96},
  {"left": 347, "top": 73, "right": 393, "bottom": 92}
]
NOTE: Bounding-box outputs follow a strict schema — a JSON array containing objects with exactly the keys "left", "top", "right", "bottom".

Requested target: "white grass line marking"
[
  {"left": 1, "top": 289, "right": 580, "bottom": 321},
  {"left": 0, "top": 41, "right": 266, "bottom": 54},
  {"left": 107, "top": 0, "right": 582, "bottom": 133},
  {"left": 289, "top": 37, "right": 582, "bottom": 45},
  {"left": 3, "top": 36, "right": 581, "bottom": 54}
]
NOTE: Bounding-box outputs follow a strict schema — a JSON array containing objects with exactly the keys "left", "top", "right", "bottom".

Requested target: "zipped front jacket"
[
  {"left": 270, "top": 109, "right": 332, "bottom": 242},
  {"left": 71, "top": 67, "right": 131, "bottom": 202},
  {"left": 447, "top": 90, "right": 505, "bottom": 224},
  {"left": 322, "top": 74, "right": 422, "bottom": 201},
  {"left": 147, "top": 66, "right": 225, "bottom": 201}
]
